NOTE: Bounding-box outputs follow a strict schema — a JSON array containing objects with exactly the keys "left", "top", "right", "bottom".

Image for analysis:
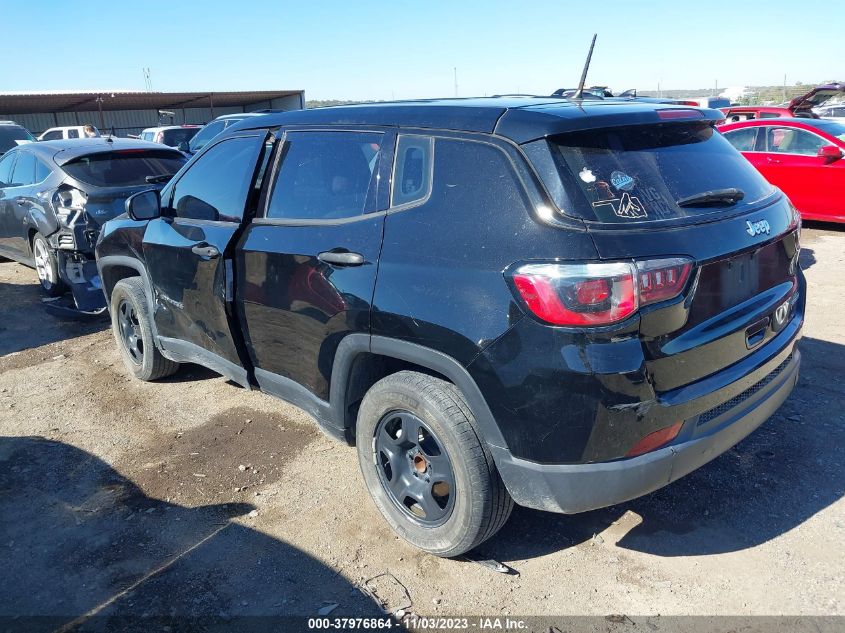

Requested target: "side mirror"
[
  {"left": 818, "top": 145, "right": 843, "bottom": 163},
  {"left": 176, "top": 141, "right": 190, "bottom": 152},
  {"left": 126, "top": 189, "right": 161, "bottom": 221}
]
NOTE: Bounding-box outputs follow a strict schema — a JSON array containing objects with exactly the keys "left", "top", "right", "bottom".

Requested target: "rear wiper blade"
[
  {"left": 145, "top": 173, "right": 175, "bottom": 184},
  {"left": 676, "top": 188, "right": 745, "bottom": 208}
]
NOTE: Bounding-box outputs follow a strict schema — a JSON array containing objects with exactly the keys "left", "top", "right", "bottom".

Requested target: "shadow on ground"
[
  {"left": 480, "top": 336, "right": 845, "bottom": 561},
  {"left": 0, "top": 436, "right": 384, "bottom": 632},
  {"left": 0, "top": 270, "right": 108, "bottom": 356}
]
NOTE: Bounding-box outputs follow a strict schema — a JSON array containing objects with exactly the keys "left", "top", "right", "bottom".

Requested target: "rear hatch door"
[{"left": 537, "top": 119, "right": 801, "bottom": 393}]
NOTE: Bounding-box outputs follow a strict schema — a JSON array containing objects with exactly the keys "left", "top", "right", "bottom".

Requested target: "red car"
[
  {"left": 719, "top": 118, "right": 845, "bottom": 223},
  {"left": 720, "top": 82, "right": 845, "bottom": 123}
]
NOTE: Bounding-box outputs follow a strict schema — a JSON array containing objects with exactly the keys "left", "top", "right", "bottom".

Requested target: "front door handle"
[
  {"left": 191, "top": 243, "right": 220, "bottom": 259},
  {"left": 766, "top": 156, "right": 781, "bottom": 164},
  {"left": 317, "top": 250, "right": 365, "bottom": 267}
]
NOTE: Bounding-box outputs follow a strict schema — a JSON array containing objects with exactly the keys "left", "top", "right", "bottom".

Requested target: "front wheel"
[
  {"left": 110, "top": 277, "right": 180, "bottom": 381},
  {"left": 356, "top": 371, "right": 513, "bottom": 557},
  {"left": 32, "top": 232, "right": 65, "bottom": 296}
]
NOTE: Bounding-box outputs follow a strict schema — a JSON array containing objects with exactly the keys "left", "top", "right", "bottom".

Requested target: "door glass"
[
  {"left": 10, "top": 152, "right": 35, "bottom": 186},
  {"left": 169, "top": 136, "right": 261, "bottom": 222},
  {"left": 34, "top": 158, "right": 52, "bottom": 183},
  {"left": 766, "top": 127, "right": 828, "bottom": 155},
  {"left": 68, "top": 129, "right": 79, "bottom": 139},
  {"left": 42, "top": 131, "right": 62, "bottom": 141},
  {"left": 722, "top": 128, "right": 758, "bottom": 152},
  {"left": 0, "top": 152, "right": 15, "bottom": 185},
  {"left": 266, "top": 131, "right": 382, "bottom": 220},
  {"left": 392, "top": 135, "right": 433, "bottom": 207}
]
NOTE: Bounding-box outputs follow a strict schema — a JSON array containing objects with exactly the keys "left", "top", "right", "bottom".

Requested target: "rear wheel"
[
  {"left": 110, "top": 277, "right": 179, "bottom": 381},
  {"left": 32, "top": 232, "right": 65, "bottom": 296},
  {"left": 356, "top": 371, "right": 513, "bottom": 557}
]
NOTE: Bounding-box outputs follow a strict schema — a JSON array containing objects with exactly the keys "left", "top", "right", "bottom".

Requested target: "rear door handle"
[
  {"left": 317, "top": 251, "right": 365, "bottom": 267},
  {"left": 191, "top": 243, "right": 220, "bottom": 259}
]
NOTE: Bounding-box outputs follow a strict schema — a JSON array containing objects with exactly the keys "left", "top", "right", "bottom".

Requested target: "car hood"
[{"left": 788, "top": 83, "right": 845, "bottom": 111}]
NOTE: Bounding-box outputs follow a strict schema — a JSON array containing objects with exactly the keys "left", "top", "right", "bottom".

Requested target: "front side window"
[
  {"left": 722, "top": 127, "right": 759, "bottom": 152},
  {"left": 392, "top": 135, "right": 433, "bottom": 207},
  {"left": 536, "top": 122, "right": 775, "bottom": 224},
  {"left": 766, "top": 127, "right": 828, "bottom": 155},
  {"left": 169, "top": 136, "right": 262, "bottom": 222},
  {"left": 266, "top": 131, "right": 382, "bottom": 221},
  {"left": 67, "top": 129, "right": 79, "bottom": 139},
  {"left": 10, "top": 151, "right": 35, "bottom": 186},
  {"left": 0, "top": 152, "right": 16, "bottom": 185},
  {"left": 63, "top": 150, "right": 186, "bottom": 187}
]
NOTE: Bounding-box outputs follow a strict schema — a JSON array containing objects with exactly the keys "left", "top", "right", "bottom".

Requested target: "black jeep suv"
[{"left": 96, "top": 98, "right": 804, "bottom": 557}]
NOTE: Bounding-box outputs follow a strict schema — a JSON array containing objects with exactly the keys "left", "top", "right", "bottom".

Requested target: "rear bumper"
[{"left": 493, "top": 347, "right": 800, "bottom": 514}]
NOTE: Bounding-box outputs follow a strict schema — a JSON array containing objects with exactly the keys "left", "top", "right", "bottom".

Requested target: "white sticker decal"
[
  {"left": 593, "top": 192, "right": 648, "bottom": 220},
  {"left": 579, "top": 168, "right": 597, "bottom": 183}
]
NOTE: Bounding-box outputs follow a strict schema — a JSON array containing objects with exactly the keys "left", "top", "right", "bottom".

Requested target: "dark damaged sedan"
[{"left": 0, "top": 138, "right": 186, "bottom": 311}]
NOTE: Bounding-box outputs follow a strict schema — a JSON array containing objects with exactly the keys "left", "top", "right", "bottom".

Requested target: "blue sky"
[{"left": 5, "top": 1, "right": 841, "bottom": 100}]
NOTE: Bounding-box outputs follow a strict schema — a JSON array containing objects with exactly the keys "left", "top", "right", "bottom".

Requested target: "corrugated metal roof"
[{"left": 0, "top": 90, "right": 303, "bottom": 114}]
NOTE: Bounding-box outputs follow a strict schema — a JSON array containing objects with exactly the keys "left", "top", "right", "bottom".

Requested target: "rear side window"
[
  {"left": 392, "top": 135, "right": 433, "bottom": 207},
  {"left": 41, "top": 130, "right": 63, "bottom": 141},
  {"left": 11, "top": 151, "right": 35, "bottom": 186},
  {"left": 161, "top": 128, "right": 198, "bottom": 147},
  {"left": 63, "top": 150, "right": 186, "bottom": 187},
  {"left": 169, "top": 135, "right": 262, "bottom": 222},
  {"left": 533, "top": 122, "right": 775, "bottom": 224},
  {"left": 722, "top": 127, "right": 759, "bottom": 152},
  {"left": 35, "top": 158, "right": 52, "bottom": 182},
  {"left": 266, "top": 131, "right": 382, "bottom": 221}
]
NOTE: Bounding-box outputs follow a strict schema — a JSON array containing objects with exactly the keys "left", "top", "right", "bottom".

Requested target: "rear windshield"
[
  {"left": 0, "top": 126, "right": 35, "bottom": 154},
  {"left": 62, "top": 150, "right": 186, "bottom": 187},
  {"left": 535, "top": 122, "right": 775, "bottom": 224},
  {"left": 161, "top": 128, "right": 199, "bottom": 147}
]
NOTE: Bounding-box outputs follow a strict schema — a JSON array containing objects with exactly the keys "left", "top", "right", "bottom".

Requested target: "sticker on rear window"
[
  {"left": 579, "top": 167, "right": 597, "bottom": 183},
  {"left": 593, "top": 192, "right": 647, "bottom": 220},
  {"left": 611, "top": 170, "right": 635, "bottom": 191}
]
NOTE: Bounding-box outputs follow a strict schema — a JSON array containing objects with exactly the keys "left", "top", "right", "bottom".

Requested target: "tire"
[
  {"left": 110, "top": 277, "right": 179, "bottom": 381},
  {"left": 32, "top": 232, "right": 65, "bottom": 296},
  {"left": 356, "top": 371, "right": 513, "bottom": 557}
]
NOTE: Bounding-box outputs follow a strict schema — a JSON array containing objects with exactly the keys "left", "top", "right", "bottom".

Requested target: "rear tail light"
[{"left": 510, "top": 258, "right": 692, "bottom": 327}]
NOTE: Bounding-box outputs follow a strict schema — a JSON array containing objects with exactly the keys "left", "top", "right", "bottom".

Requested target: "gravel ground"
[{"left": 0, "top": 225, "right": 843, "bottom": 627}]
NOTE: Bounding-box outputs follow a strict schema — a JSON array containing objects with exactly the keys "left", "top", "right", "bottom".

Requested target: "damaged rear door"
[{"left": 142, "top": 132, "right": 272, "bottom": 386}]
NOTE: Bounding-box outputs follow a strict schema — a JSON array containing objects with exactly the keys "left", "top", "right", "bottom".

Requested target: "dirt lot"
[{"left": 1, "top": 225, "right": 843, "bottom": 627}]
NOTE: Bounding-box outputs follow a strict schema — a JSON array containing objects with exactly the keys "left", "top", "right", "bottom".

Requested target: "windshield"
[
  {"left": 0, "top": 126, "right": 35, "bottom": 154},
  {"left": 536, "top": 122, "right": 775, "bottom": 224},
  {"left": 188, "top": 119, "right": 232, "bottom": 153},
  {"left": 62, "top": 150, "right": 186, "bottom": 187},
  {"left": 806, "top": 119, "right": 845, "bottom": 142},
  {"left": 161, "top": 128, "right": 200, "bottom": 147}
]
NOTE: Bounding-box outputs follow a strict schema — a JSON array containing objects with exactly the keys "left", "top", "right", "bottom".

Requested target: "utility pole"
[
  {"left": 454, "top": 67, "right": 458, "bottom": 98},
  {"left": 783, "top": 73, "right": 787, "bottom": 103}
]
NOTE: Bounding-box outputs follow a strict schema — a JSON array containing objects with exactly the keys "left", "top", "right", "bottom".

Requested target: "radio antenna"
[{"left": 573, "top": 34, "right": 597, "bottom": 100}]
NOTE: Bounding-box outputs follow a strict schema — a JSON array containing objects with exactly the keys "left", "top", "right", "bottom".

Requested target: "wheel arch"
[
  {"left": 330, "top": 334, "right": 508, "bottom": 450},
  {"left": 97, "top": 255, "right": 155, "bottom": 315}
]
